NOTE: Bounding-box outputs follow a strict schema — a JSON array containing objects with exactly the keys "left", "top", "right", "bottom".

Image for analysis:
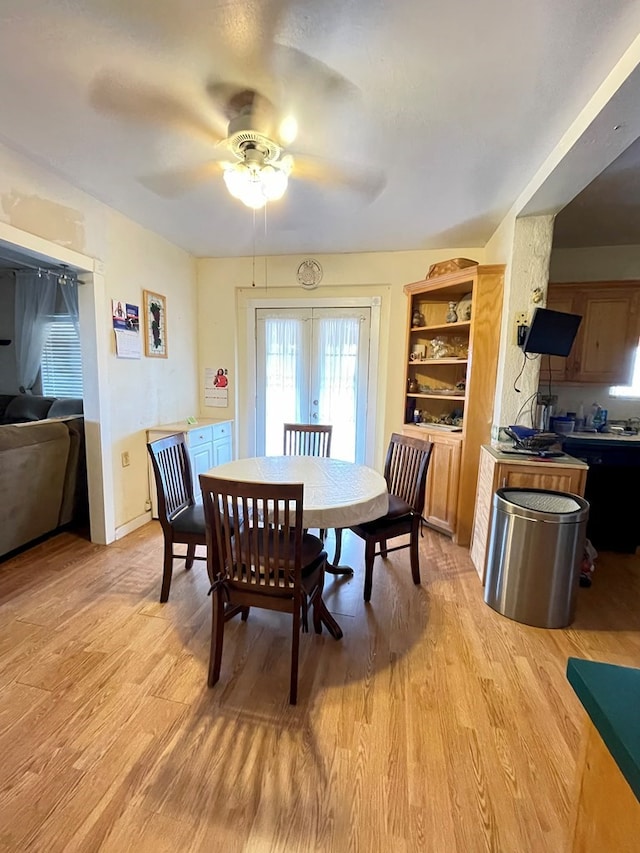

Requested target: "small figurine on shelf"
[
  {"left": 408, "top": 377, "right": 419, "bottom": 393},
  {"left": 412, "top": 308, "right": 425, "bottom": 328},
  {"left": 413, "top": 409, "right": 422, "bottom": 424},
  {"left": 446, "top": 301, "right": 458, "bottom": 323}
]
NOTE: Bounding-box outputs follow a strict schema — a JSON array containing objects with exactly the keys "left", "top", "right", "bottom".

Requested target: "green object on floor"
[{"left": 567, "top": 657, "right": 640, "bottom": 802}]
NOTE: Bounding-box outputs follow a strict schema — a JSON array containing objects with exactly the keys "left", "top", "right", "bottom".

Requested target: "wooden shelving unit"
[{"left": 402, "top": 264, "right": 505, "bottom": 545}]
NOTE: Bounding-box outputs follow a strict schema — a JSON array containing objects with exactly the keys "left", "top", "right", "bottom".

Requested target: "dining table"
[
  {"left": 206, "top": 455, "right": 388, "bottom": 640},
  {"left": 209, "top": 455, "right": 389, "bottom": 576}
]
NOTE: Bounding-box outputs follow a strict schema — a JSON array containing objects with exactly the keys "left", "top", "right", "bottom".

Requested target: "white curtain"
[
  {"left": 14, "top": 271, "right": 57, "bottom": 392},
  {"left": 264, "top": 318, "right": 305, "bottom": 455},
  {"left": 316, "top": 317, "right": 360, "bottom": 461},
  {"left": 59, "top": 278, "right": 80, "bottom": 336}
]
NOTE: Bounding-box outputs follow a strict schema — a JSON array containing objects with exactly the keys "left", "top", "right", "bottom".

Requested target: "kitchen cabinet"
[
  {"left": 403, "top": 263, "right": 505, "bottom": 545},
  {"left": 546, "top": 282, "right": 640, "bottom": 384},
  {"left": 147, "top": 419, "right": 234, "bottom": 518},
  {"left": 403, "top": 425, "right": 462, "bottom": 535},
  {"left": 469, "top": 444, "right": 588, "bottom": 583}
]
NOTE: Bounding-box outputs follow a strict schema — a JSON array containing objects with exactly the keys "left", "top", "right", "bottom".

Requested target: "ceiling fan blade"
[
  {"left": 90, "top": 72, "right": 226, "bottom": 145},
  {"left": 272, "top": 44, "right": 359, "bottom": 106},
  {"left": 138, "top": 161, "right": 224, "bottom": 198},
  {"left": 291, "top": 154, "right": 386, "bottom": 200}
]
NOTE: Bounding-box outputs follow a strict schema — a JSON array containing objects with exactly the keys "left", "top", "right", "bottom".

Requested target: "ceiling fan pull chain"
[
  {"left": 263, "top": 204, "right": 268, "bottom": 291},
  {"left": 252, "top": 208, "right": 256, "bottom": 287}
]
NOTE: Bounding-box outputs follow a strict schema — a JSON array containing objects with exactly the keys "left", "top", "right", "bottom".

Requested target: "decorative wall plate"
[{"left": 297, "top": 258, "right": 323, "bottom": 290}]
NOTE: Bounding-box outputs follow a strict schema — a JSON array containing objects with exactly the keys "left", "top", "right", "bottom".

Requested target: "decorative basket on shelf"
[{"left": 426, "top": 258, "right": 478, "bottom": 279}]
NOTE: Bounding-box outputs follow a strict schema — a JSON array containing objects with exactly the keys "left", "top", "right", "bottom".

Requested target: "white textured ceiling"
[{"left": 1, "top": 0, "right": 640, "bottom": 257}]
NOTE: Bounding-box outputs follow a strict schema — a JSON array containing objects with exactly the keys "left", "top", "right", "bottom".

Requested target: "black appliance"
[
  {"left": 562, "top": 438, "right": 640, "bottom": 553},
  {"left": 521, "top": 307, "right": 582, "bottom": 357}
]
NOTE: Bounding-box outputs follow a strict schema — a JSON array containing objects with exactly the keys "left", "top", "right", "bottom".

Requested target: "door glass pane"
[
  {"left": 263, "top": 316, "right": 306, "bottom": 456},
  {"left": 315, "top": 316, "right": 361, "bottom": 461}
]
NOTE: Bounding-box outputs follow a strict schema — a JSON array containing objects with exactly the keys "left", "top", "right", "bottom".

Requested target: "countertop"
[
  {"left": 563, "top": 431, "right": 640, "bottom": 448},
  {"left": 567, "top": 657, "right": 640, "bottom": 802},
  {"left": 486, "top": 443, "right": 588, "bottom": 469},
  {"left": 148, "top": 418, "right": 233, "bottom": 433}
]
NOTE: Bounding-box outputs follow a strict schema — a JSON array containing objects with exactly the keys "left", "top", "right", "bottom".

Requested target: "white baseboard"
[{"left": 115, "top": 511, "right": 152, "bottom": 540}]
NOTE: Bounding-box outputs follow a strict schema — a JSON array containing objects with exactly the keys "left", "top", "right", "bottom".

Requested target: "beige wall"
[
  {"left": 550, "top": 245, "right": 640, "bottom": 281},
  {"left": 0, "top": 140, "right": 199, "bottom": 538},
  {"left": 104, "top": 211, "right": 197, "bottom": 530},
  {"left": 197, "top": 248, "right": 485, "bottom": 469}
]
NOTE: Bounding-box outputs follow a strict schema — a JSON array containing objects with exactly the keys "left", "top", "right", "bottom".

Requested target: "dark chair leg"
[
  {"left": 160, "top": 538, "right": 174, "bottom": 603},
  {"left": 380, "top": 538, "right": 388, "bottom": 558},
  {"left": 410, "top": 519, "right": 421, "bottom": 585},
  {"left": 241, "top": 607, "right": 250, "bottom": 622},
  {"left": 208, "top": 589, "right": 225, "bottom": 687},
  {"left": 312, "top": 570, "right": 325, "bottom": 635},
  {"left": 333, "top": 528, "right": 343, "bottom": 565},
  {"left": 290, "top": 605, "right": 301, "bottom": 705},
  {"left": 185, "top": 543, "right": 196, "bottom": 570},
  {"left": 363, "top": 537, "right": 376, "bottom": 602}
]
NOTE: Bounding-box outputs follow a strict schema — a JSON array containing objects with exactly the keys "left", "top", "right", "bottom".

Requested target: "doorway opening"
[{"left": 247, "top": 296, "right": 381, "bottom": 465}]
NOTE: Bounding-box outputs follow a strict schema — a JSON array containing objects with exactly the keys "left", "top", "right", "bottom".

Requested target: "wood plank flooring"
[{"left": 0, "top": 523, "right": 638, "bottom": 852}]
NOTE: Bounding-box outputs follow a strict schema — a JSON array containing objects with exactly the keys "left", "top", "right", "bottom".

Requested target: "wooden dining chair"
[
  {"left": 147, "top": 433, "right": 208, "bottom": 602},
  {"left": 282, "top": 422, "right": 343, "bottom": 563},
  {"left": 283, "top": 423, "right": 333, "bottom": 457},
  {"left": 200, "top": 474, "right": 336, "bottom": 704},
  {"left": 349, "top": 433, "right": 433, "bottom": 602}
]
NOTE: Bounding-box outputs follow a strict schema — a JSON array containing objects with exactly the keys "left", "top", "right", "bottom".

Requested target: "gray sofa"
[{"left": 0, "top": 404, "right": 87, "bottom": 558}]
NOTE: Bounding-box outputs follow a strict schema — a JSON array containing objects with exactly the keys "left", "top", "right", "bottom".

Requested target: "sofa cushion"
[
  {"left": 49, "top": 398, "right": 83, "bottom": 418},
  {"left": 3, "top": 395, "right": 56, "bottom": 424}
]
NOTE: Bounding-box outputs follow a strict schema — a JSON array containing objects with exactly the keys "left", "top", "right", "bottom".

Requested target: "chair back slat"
[
  {"left": 200, "top": 475, "right": 304, "bottom": 596},
  {"left": 147, "top": 433, "right": 195, "bottom": 526},
  {"left": 283, "top": 423, "right": 332, "bottom": 458},
  {"left": 384, "top": 433, "right": 433, "bottom": 512}
]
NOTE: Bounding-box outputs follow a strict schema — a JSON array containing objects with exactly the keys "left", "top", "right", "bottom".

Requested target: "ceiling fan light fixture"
[{"left": 223, "top": 155, "right": 291, "bottom": 209}]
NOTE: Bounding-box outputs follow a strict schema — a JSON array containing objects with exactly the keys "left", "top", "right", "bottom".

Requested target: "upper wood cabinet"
[{"left": 547, "top": 282, "right": 640, "bottom": 384}]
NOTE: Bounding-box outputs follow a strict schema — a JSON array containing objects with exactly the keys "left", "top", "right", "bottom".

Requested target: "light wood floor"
[{"left": 0, "top": 524, "right": 638, "bottom": 852}]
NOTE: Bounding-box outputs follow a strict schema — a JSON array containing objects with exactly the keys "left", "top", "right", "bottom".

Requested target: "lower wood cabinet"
[
  {"left": 470, "top": 445, "right": 588, "bottom": 583},
  {"left": 403, "top": 426, "right": 462, "bottom": 536},
  {"left": 147, "top": 419, "right": 234, "bottom": 518}
]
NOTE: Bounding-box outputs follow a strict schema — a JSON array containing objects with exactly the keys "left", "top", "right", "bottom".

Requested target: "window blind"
[{"left": 41, "top": 316, "right": 84, "bottom": 397}]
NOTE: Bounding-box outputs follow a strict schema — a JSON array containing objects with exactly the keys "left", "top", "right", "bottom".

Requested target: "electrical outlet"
[{"left": 121, "top": 451, "right": 130, "bottom": 467}]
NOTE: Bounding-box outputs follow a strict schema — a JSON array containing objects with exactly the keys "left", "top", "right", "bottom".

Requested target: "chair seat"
[
  {"left": 234, "top": 528, "right": 324, "bottom": 577},
  {"left": 172, "top": 503, "right": 206, "bottom": 534},
  {"left": 352, "top": 495, "right": 413, "bottom": 535},
  {"left": 385, "top": 494, "right": 413, "bottom": 519}
]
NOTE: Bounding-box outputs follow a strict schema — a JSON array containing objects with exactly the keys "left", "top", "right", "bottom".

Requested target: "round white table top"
[{"left": 209, "top": 456, "right": 389, "bottom": 529}]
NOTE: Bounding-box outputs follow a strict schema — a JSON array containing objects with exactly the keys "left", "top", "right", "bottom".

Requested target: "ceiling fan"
[{"left": 90, "top": 58, "right": 385, "bottom": 210}]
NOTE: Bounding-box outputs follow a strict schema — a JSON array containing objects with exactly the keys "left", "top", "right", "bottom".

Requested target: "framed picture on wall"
[{"left": 142, "top": 290, "right": 168, "bottom": 358}]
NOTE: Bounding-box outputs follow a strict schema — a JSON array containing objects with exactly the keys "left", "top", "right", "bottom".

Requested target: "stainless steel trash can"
[{"left": 484, "top": 488, "right": 590, "bottom": 628}]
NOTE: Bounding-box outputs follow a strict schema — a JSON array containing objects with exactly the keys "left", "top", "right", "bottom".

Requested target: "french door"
[{"left": 255, "top": 307, "right": 371, "bottom": 462}]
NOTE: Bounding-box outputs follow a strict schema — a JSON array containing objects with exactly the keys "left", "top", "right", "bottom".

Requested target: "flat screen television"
[{"left": 521, "top": 307, "right": 582, "bottom": 357}]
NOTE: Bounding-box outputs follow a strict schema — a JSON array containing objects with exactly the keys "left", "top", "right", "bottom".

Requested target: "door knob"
[
  {"left": 312, "top": 399, "right": 318, "bottom": 405},
  {"left": 312, "top": 412, "right": 318, "bottom": 420}
]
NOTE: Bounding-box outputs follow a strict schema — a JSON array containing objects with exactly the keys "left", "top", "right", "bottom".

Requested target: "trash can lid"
[
  {"left": 495, "top": 487, "right": 590, "bottom": 522},
  {"left": 502, "top": 490, "right": 581, "bottom": 513}
]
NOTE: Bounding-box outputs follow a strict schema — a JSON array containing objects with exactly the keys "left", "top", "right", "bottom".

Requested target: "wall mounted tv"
[{"left": 521, "top": 307, "right": 582, "bottom": 357}]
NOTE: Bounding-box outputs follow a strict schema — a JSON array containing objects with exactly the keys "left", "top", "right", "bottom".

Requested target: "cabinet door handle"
[{"left": 501, "top": 477, "right": 506, "bottom": 488}]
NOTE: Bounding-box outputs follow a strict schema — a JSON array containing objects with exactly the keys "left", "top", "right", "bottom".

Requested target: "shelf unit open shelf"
[{"left": 402, "top": 263, "right": 505, "bottom": 546}]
